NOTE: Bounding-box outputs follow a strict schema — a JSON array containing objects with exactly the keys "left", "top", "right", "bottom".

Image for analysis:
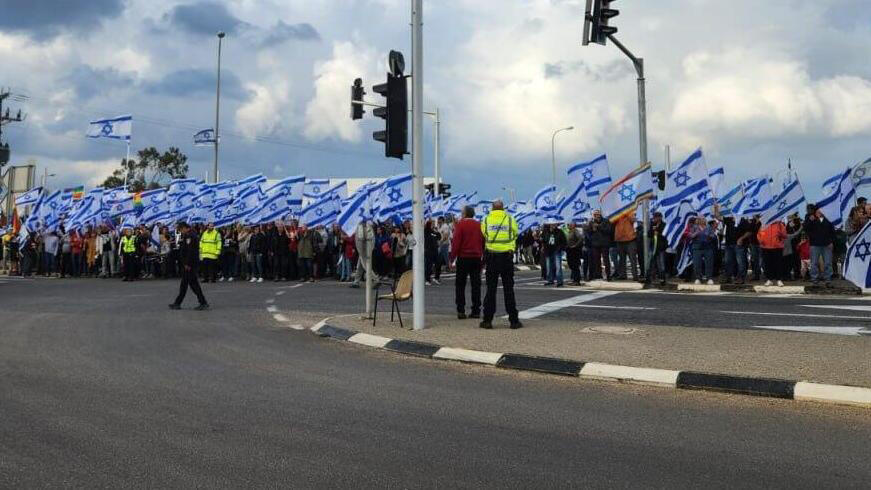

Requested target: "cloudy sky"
[{"left": 2, "top": 0, "right": 870, "bottom": 202}]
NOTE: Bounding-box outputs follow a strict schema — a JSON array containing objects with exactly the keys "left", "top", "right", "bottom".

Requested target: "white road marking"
[
  {"left": 278, "top": 283, "right": 304, "bottom": 289},
  {"left": 752, "top": 326, "right": 870, "bottom": 336},
  {"left": 275, "top": 290, "right": 285, "bottom": 296},
  {"left": 266, "top": 305, "right": 278, "bottom": 313},
  {"left": 265, "top": 298, "right": 275, "bottom": 304},
  {"left": 800, "top": 304, "right": 871, "bottom": 313},
  {"left": 273, "top": 313, "right": 290, "bottom": 322},
  {"left": 722, "top": 310, "right": 870, "bottom": 320},
  {"left": 567, "top": 304, "right": 656, "bottom": 310},
  {"left": 287, "top": 324, "right": 305, "bottom": 330},
  {"left": 517, "top": 291, "right": 621, "bottom": 320}
]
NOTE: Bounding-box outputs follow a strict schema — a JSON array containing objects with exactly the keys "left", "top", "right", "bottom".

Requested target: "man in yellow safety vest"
[
  {"left": 199, "top": 223, "right": 222, "bottom": 283},
  {"left": 480, "top": 200, "right": 522, "bottom": 329},
  {"left": 120, "top": 228, "right": 137, "bottom": 282}
]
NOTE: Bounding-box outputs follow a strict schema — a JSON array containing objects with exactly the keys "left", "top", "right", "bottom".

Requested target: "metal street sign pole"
[{"left": 411, "top": 0, "right": 425, "bottom": 330}]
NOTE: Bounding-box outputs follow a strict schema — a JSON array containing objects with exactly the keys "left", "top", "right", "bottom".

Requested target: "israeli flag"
[
  {"left": 109, "top": 194, "right": 137, "bottom": 218},
  {"left": 843, "top": 220, "right": 871, "bottom": 289},
  {"left": 475, "top": 200, "right": 494, "bottom": 220},
  {"left": 599, "top": 164, "right": 655, "bottom": 223},
  {"left": 717, "top": 183, "right": 742, "bottom": 217},
  {"left": 103, "top": 186, "right": 128, "bottom": 205},
  {"left": 266, "top": 175, "right": 306, "bottom": 212},
  {"left": 377, "top": 173, "right": 413, "bottom": 221},
  {"left": 852, "top": 157, "right": 871, "bottom": 191},
  {"left": 304, "top": 178, "right": 331, "bottom": 201},
  {"left": 337, "top": 187, "right": 374, "bottom": 235},
  {"left": 568, "top": 154, "right": 612, "bottom": 198},
  {"left": 189, "top": 188, "right": 216, "bottom": 224},
  {"left": 659, "top": 148, "right": 711, "bottom": 210},
  {"left": 676, "top": 244, "right": 693, "bottom": 275},
  {"left": 817, "top": 167, "right": 855, "bottom": 228},
  {"left": 533, "top": 185, "right": 558, "bottom": 214},
  {"left": 87, "top": 115, "right": 132, "bottom": 141},
  {"left": 664, "top": 200, "right": 698, "bottom": 250},
  {"left": 119, "top": 213, "right": 138, "bottom": 231},
  {"left": 168, "top": 178, "right": 199, "bottom": 197},
  {"left": 301, "top": 192, "right": 340, "bottom": 227},
  {"left": 708, "top": 167, "right": 725, "bottom": 198},
  {"left": 170, "top": 192, "right": 196, "bottom": 222},
  {"left": 15, "top": 187, "right": 43, "bottom": 207},
  {"left": 140, "top": 200, "right": 171, "bottom": 226},
  {"left": 731, "top": 177, "right": 774, "bottom": 218},
  {"left": 212, "top": 181, "right": 236, "bottom": 201},
  {"left": 763, "top": 177, "right": 805, "bottom": 225},
  {"left": 194, "top": 128, "right": 217, "bottom": 146},
  {"left": 236, "top": 173, "right": 267, "bottom": 192},
  {"left": 140, "top": 188, "right": 167, "bottom": 207},
  {"left": 231, "top": 186, "right": 262, "bottom": 222}
]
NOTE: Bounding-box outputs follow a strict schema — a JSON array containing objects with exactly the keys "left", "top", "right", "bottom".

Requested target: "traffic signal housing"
[
  {"left": 371, "top": 72, "right": 408, "bottom": 160},
  {"left": 584, "top": 0, "right": 619, "bottom": 46},
  {"left": 438, "top": 183, "right": 451, "bottom": 197},
  {"left": 350, "top": 78, "right": 365, "bottom": 120}
]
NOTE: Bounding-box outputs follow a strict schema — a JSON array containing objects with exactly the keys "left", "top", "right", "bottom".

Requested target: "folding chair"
[{"left": 373, "top": 270, "right": 413, "bottom": 328}]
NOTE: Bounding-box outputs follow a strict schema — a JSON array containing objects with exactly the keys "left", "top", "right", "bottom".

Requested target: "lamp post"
[
  {"left": 41, "top": 168, "right": 56, "bottom": 188},
  {"left": 502, "top": 186, "right": 516, "bottom": 205},
  {"left": 213, "top": 31, "right": 225, "bottom": 184},
  {"left": 551, "top": 126, "right": 574, "bottom": 186}
]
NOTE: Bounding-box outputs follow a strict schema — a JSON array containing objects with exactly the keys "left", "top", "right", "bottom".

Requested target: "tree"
[{"left": 101, "top": 147, "right": 188, "bottom": 191}]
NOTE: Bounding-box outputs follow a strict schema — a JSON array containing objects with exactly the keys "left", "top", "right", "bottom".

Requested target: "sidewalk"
[{"left": 330, "top": 313, "right": 871, "bottom": 389}]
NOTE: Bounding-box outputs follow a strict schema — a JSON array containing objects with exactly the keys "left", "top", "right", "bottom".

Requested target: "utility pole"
[
  {"left": 214, "top": 31, "right": 225, "bottom": 184},
  {"left": 433, "top": 107, "right": 441, "bottom": 194},
  {"left": 411, "top": 0, "right": 425, "bottom": 330},
  {"left": 0, "top": 89, "right": 27, "bottom": 169}
]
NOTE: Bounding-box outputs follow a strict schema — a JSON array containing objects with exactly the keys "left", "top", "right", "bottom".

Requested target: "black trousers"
[
  {"left": 123, "top": 253, "right": 137, "bottom": 280},
  {"left": 202, "top": 258, "right": 218, "bottom": 282},
  {"left": 483, "top": 252, "right": 518, "bottom": 323},
  {"left": 455, "top": 257, "right": 482, "bottom": 314},
  {"left": 590, "top": 246, "right": 611, "bottom": 280},
  {"left": 566, "top": 247, "right": 582, "bottom": 282},
  {"left": 174, "top": 266, "right": 207, "bottom": 306}
]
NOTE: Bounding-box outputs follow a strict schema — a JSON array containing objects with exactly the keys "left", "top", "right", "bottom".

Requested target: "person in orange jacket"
[{"left": 758, "top": 220, "right": 788, "bottom": 286}]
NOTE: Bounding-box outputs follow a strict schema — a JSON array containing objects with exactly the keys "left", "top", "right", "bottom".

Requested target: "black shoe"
[
  {"left": 825, "top": 281, "right": 832, "bottom": 288},
  {"left": 168, "top": 303, "right": 181, "bottom": 310},
  {"left": 509, "top": 321, "right": 524, "bottom": 329},
  {"left": 469, "top": 312, "right": 480, "bottom": 319},
  {"left": 195, "top": 303, "right": 210, "bottom": 311},
  {"left": 457, "top": 312, "right": 467, "bottom": 320},
  {"left": 479, "top": 321, "right": 493, "bottom": 329}
]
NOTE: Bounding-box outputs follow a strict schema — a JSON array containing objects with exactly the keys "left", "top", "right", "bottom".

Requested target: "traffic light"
[
  {"left": 438, "top": 183, "right": 451, "bottom": 197},
  {"left": 371, "top": 50, "right": 408, "bottom": 160},
  {"left": 654, "top": 170, "right": 666, "bottom": 191},
  {"left": 584, "top": 0, "right": 619, "bottom": 46},
  {"left": 350, "top": 78, "right": 365, "bottom": 120}
]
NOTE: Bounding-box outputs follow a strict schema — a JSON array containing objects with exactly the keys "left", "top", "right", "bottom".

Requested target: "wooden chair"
[{"left": 374, "top": 270, "right": 413, "bottom": 328}]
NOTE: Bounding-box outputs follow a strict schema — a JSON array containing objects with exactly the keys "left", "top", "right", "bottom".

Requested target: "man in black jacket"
[
  {"left": 169, "top": 222, "right": 209, "bottom": 310},
  {"left": 542, "top": 221, "right": 567, "bottom": 286},
  {"left": 585, "top": 210, "right": 612, "bottom": 280},
  {"left": 803, "top": 203, "right": 835, "bottom": 286},
  {"left": 645, "top": 212, "right": 668, "bottom": 285}
]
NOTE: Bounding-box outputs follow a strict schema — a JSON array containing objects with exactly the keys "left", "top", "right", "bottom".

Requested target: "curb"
[{"left": 308, "top": 322, "right": 871, "bottom": 408}]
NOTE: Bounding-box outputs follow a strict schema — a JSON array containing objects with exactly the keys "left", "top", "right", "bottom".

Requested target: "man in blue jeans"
[
  {"left": 803, "top": 203, "right": 835, "bottom": 287},
  {"left": 542, "top": 221, "right": 566, "bottom": 287},
  {"left": 689, "top": 218, "right": 717, "bottom": 284}
]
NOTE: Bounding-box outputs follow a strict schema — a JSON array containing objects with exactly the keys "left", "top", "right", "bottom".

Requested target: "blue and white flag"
[
  {"left": 717, "top": 183, "right": 742, "bottom": 217},
  {"left": 194, "top": 128, "right": 217, "bottom": 146},
  {"left": 119, "top": 213, "right": 138, "bottom": 231},
  {"left": 15, "top": 187, "right": 43, "bottom": 207},
  {"left": 109, "top": 194, "right": 137, "bottom": 217},
  {"left": 140, "top": 200, "right": 171, "bottom": 226},
  {"left": 304, "top": 178, "right": 331, "bottom": 200},
  {"left": 659, "top": 148, "right": 711, "bottom": 210},
  {"left": 337, "top": 186, "right": 376, "bottom": 235},
  {"left": 212, "top": 181, "right": 235, "bottom": 201},
  {"left": 301, "top": 192, "right": 340, "bottom": 227},
  {"left": 731, "top": 177, "right": 774, "bottom": 218},
  {"left": 843, "top": 220, "right": 871, "bottom": 289},
  {"left": 150, "top": 224, "right": 161, "bottom": 250},
  {"left": 235, "top": 173, "right": 266, "bottom": 192},
  {"left": 247, "top": 187, "right": 290, "bottom": 225},
  {"left": 140, "top": 188, "right": 167, "bottom": 207},
  {"left": 708, "top": 166, "right": 725, "bottom": 198},
  {"left": 851, "top": 157, "right": 871, "bottom": 190},
  {"left": 817, "top": 167, "right": 855, "bottom": 228},
  {"left": 265, "top": 175, "right": 305, "bottom": 212},
  {"left": 763, "top": 177, "right": 805, "bottom": 225},
  {"left": 103, "top": 186, "right": 128, "bottom": 205},
  {"left": 189, "top": 188, "right": 216, "bottom": 224},
  {"left": 664, "top": 200, "right": 698, "bottom": 250},
  {"left": 168, "top": 178, "right": 198, "bottom": 197},
  {"left": 599, "top": 164, "right": 655, "bottom": 223},
  {"left": 87, "top": 114, "right": 132, "bottom": 141},
  {"left": 677, "top": 244, "right": 693, "bottom": 275},
  {"left": 558, "top": 180, "right": 591, "bottom": 223},
  {"left": 475, "top": 200, "right": 494, "bottom": 220},
  {"left": 568, "top": 154, "right": 612, "bottom": 198},
  {"left": 377, "top": 173, "right": 412, "bottom": 221},
  {"left": 533, "top": 185, "right": 558, "bottom": 214}
]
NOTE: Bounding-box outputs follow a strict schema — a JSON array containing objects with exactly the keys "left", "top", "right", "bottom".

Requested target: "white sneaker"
[
  {"left": 426, "top": 281, "right": 432, "bottom": 286},
  {"left": 777, "top": 280, "right": 784, "bottom": 287},
  {"left": 218, "top": 277, "right": 225, "bottom": 282},
  {"left": 432, "top": 279, "right": 441, "bottom": 285},
  {"left": 228, "top": 277, "right": 234, "bottom": 282},
  {"left": 249, "top": 277, "right": 256, "bottom": 283},
  {"left": 764, "top": 280, "right": 772, "bottom": 286},
  {"left": 707, "top": 279, "right": 714, "bottom": 285},
  {"left": 257, "top": 278, "right": 263, "bottom": 283},
  {"left": 694, "top": 279, "right": 701, "bottom": 285}
]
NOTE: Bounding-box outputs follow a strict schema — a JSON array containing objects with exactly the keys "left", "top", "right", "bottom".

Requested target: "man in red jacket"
[{"left": 450, "top": 206, "right": 484, "bottom": 319}]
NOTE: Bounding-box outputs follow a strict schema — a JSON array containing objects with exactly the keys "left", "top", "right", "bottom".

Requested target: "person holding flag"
[{"left": 169, "top": 222, "right": 209, "bottom": 310}]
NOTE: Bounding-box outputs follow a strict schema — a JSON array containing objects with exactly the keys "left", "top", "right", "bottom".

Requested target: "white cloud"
[
  {"left": 235, "top": 81, "right": 291, "bottom": 138},
  {"left": 303, "top": 41, "right": 379, "bottom": 142}
]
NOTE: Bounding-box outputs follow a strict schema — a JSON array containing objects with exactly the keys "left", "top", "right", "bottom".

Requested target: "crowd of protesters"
[{"left": 1, "top": 197, "right": 861, "bottom": 289}]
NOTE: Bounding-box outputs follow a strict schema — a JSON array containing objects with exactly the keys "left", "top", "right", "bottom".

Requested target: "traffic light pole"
[
  {"left": 411, "top": 0, "right": 425, "bottom": 330},
  {"left": 607, "top": 34, "right": 649, "bottom": 273}
]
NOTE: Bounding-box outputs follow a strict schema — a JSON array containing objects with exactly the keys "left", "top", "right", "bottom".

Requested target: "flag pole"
[{"left": 124, "top": 141, "right": 130, "bottom": 188}]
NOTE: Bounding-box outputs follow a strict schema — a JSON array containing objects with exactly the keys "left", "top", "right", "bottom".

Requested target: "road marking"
[
  {"left": 567, "top": 304, "right": 656, "bottom": 310},
  {"left": 800, "top": 304, "right": 871, "bottom": 313},
  {"left": 266, "top": 305, "right": 278, "bottom": 313},
  {"left": 722, "top": 310, "right": 871, "bottom": 320},
  {"left": 278, "top": 283, "right": 304, "bottom": 289},
  {"left": 273, "top": 313, "right": 290, "bottom": 322},
  {"left": 265, "top": 298, "right": 275, "bottom": 304},
  {"left": 275, "top": 290, "right": 285, "bottom": 296},
  {"left": 517, "top": 291, "right": 621, "bottom": 320},
  {"left": 753, "top": 326, "right": 870, "bottom": 336}
]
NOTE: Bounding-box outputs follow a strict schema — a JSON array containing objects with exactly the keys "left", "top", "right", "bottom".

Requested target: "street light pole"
[
  {"left": 214, "top": 31, "right": 225, "bottom": 184},
  {"left": 411, "top": 0, "right": 425, "bottom": 330},
  {"left": 551, "top": 126, "right": 574, "bottom": 186},
  {"left": 433, "top": 107, "right": 440, "bottom": 194}
]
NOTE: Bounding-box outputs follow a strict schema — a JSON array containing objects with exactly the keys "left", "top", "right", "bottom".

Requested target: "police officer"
[
  {"left": 169, "top": 221, "right": 209, "bottom": 311},
  {"left": 199, "top": 222, "right": 222, "bottom": 283},
  {"left": 480, "top": 200, "right": 522, "bottom": 329},
  {"left": 120, "top": 228, "right": 137, "bottom": 282}
]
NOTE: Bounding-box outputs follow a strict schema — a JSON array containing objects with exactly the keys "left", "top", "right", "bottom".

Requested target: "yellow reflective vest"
[
  {"left": 481, "top": 210, "right": 518, "bottom": 253},
  {"left": 199, "top": 229, "right": 222, "bottom": 260},
  {"left": 120, "top": 235, "right": 136, "bottom": 253}
]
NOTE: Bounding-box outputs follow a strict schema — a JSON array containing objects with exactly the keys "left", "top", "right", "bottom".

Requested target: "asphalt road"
[{"left": 2, "top": 276, "right": 871, "bottom": 488}]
